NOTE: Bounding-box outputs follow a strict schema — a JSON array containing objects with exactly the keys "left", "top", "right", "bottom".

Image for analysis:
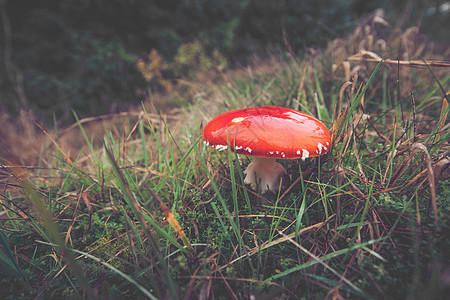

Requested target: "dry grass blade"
[
  {"left": 64, "top": 188, "right": 82, "bottom": 245},
  {"left": 183, "top": 252, "right": 219, "bottom": 300},
  {"left": 434, "top": 93, "right": 449, "bottom": 143},
  {"left": 277, "top": 230, "right": 363, "bottom": 293},
  {"left": 410, "top": 143, "right": 438, "bottom": 226},
  {"left": 352, "top": 134, "right": 367, "bottom": 184},
  {"left": 58, "top": 111, "right": 165, "bottom": 139},
  {"left": 295, "top": 61, "right": 309, "bottom": 108},
  {"left": 81, "top": 189, "right": 93, "bottom": 233},
  {"left": 434, "top": 158, "right": 450, "bottom": 182},
  {"left": 34, "top": 122, "right": 73, "bottom": 166},
  {"left": 152, "top": 190, "right": 194, "bottom": 252},
  {"left": 219, "top": 215, "right": 335, "bottom": 271},
  {"left": 347, "top": 50, "right": 450, "bottom": 68},
  {"left": 0, "top": 161, "right": 22, "bottom": 193},
  {"left": 217, "top": 268, "right": 239, "bottom": 300},
  {"left": 331, "top": 81, "right": 352, "bottom": 143},
  {"left": 131, "top": 166, "right": 199, "bottom": 189},
  {"left": 325, "top": 285, "right": 345, "bottom": 300},
  {"left": 180, "top": 275, "right": 282, "bottom": 288}
]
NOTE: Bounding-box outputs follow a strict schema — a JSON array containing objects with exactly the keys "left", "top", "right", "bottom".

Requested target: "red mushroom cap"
[{"left": 203, "top": 106, "right": 331, "bottom": 159}]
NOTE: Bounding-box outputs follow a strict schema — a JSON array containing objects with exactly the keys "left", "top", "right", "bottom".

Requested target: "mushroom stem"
[{"left": 243, "top": 156, "right": 287, "bottom": 192}]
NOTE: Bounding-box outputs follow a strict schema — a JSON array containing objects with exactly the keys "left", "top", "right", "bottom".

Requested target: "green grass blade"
[
  {"left": 103, "top": 143, "right": 179, "bottom": 298},
  {"left": 0, "top": 230, "right": 26, "bottom": 279},
  {"left": 74, "top": 249, "right": 159, "bottom": 300},
  {"left": 266, "top": 237, "right": 387, "bottom": 282}
]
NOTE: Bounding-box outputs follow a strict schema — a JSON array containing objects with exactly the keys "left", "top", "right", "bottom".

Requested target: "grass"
[{"left": 1, "top": 20, "right": 449, "bottom": 299}]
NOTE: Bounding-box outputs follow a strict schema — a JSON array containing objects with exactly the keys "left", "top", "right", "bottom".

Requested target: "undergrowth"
[{"left": 1, "top": 15, "right": 449, "bottom": 300}]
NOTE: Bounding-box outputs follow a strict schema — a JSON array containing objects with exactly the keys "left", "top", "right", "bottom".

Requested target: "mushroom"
[{"left": 203, "top": 106, "right": 331, "bottom": 192}]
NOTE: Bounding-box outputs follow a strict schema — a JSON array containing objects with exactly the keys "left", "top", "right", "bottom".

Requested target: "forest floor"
[{"left": 0, "top": 15, "right": 449, "bottom": 299}]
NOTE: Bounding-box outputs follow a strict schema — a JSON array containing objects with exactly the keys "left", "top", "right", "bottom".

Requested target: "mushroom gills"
[{"left": 243, "top": 157, "right": 287, "bottom": 192}]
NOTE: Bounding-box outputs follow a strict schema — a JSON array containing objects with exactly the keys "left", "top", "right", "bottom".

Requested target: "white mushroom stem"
[{"left": 243, "top": 157, "right": 287, "bottom": 192}]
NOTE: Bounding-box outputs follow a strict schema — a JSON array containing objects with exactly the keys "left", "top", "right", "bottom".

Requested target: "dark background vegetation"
[{"left": 1, "top": 0, "right": 449, "bottom": 124}]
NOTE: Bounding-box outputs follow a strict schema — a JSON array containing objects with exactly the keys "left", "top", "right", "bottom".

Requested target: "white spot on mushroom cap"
[
  {"left": 316, "top": 142, "right": 328, "bottom": 155},
  {"left": 214, "top": 144, "right": 228, "bottom": 151},
  {"left": 301, "top": 149, "right": 309, "bottom": 161},
  {"left": 209, "top": 144, "right": 252, "bottom": 153},
  {"left": 204, "top": 141, "right": 210, "bottom": 146},
  {"left": 231, "top": 117, "right": 245, "bottom": 123}
]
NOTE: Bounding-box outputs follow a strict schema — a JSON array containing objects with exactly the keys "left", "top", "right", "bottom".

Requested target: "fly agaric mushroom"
[{"left": 203, "top": 106, "right": 331, "bottom": 192}]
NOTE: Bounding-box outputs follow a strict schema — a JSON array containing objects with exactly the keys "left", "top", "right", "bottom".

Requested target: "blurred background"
[{"left": 1, "top": 0, "right": 449, "bottom": 125}]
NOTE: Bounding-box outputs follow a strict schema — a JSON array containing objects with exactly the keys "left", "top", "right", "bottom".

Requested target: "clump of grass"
[{"left": 1, "top": 14, "right": 449, "bottom": 299}]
